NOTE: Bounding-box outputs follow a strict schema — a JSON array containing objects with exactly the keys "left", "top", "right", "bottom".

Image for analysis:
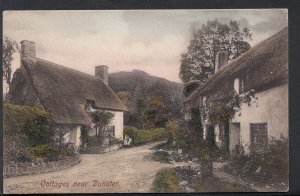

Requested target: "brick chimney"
[
  {"left": 95, "top": 65, "right": 108, "bottom": 85},
  {"left": 21, "top": 40, "right": 36, "bottom": 59},
  {"left": 20, "top": 40, "right": 36, "bottom": 67},
  {"left": 214, "top": 51, "right": 228, "bottom": 73}
]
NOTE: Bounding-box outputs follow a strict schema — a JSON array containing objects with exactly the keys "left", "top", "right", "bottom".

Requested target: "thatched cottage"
[
  {"left": 7, "top": 40, "right": 127, "bottom": 149},
  {"left": 184, "top": 27, "right": 288, "bottom": 153}
]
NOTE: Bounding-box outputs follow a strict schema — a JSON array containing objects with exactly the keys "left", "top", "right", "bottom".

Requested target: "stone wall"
[
  {"left": 79, "top": 144, "right": 122, "bottom": 154},
  {"left": 3, "top": 155, "right": 81, "bottom": 178}
]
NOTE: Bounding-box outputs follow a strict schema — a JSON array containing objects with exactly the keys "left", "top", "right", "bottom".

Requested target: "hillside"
[{"left": 108, "top": 70, "right": 184, "bottom": 127}]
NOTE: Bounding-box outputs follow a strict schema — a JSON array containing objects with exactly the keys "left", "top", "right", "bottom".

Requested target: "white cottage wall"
[
  {"left": 231, "top": 83, "right": 288, "bottom": 152},
  {"left": 62, "top": 125, "right": 82, "bottom": 148},
  {"left": 110, "top": 111, "right": 124, "bottom": 140}
]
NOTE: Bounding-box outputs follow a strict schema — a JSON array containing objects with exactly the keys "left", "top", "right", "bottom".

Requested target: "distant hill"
[{"left": 108, "top": 70, "right": 184, "bottom": 127}]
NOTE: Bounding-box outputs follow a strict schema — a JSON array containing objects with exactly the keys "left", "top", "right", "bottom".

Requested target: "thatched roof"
[
  {"left": 185, "top": 27, "right": 288, "bottom": 106},
  {"left": 9, "top": 57, "right": 127, "bottom": 125}
]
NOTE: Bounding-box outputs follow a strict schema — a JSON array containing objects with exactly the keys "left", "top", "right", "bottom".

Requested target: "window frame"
[{"left": 250, "top": 123, "right": 268, "bottom": 151}]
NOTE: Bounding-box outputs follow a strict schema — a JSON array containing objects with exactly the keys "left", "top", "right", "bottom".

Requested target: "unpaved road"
[{"left": 3, "top": 142, "right": 173, "bottom": 194}]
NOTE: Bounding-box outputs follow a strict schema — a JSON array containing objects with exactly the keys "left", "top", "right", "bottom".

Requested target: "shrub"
[
  {"left": 109, "top": 137, "right": 122, "bottom": 145},
  {"left": 3, "top": 103, "right": 51, "bottom": 136},
  {"left": 152, "top": 151, "right": 171, "bottom": 163},
  {"left": 123, "top": 126, "right": 138, "bottom": 140},
  {"left": 3, "top": 103, "right": 55, "bottom": 163},
  {"left": 192, "top": 175, "right": 255, "bottom": 192},
  {"left": 3, "top": 103, "right": 76, "bottom": 163},
  {"left": 165, "top": 121, "right": 179, "bottom": 149},
  {"left": 224, "top": 137, "right": 288, "bottom": 184},
  {"left": 24, "top": 144, "right": 74, "bottom": 162},
  {"left": 86, "top": 135, "right": 103, "bottom": 147},
  {"left": 152, "top": 169, "right": 180, "bottom": 192},
  {"left": 27, "top": 144, "right": 51, "bottom": 159},
  {"left": 22, "top": 115, "right": 55, "bottom": 146},
  {"left": 123, "top": 126, "right": 166, "bottom": 145}
]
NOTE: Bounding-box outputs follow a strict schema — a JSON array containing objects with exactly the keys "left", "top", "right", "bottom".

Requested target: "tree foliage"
[
  {"left": 180, "top": 20, "right": 252, "bottom": 96},
  {"left": 3, "top": 36, "right": 19, "bottom": 87},
  {"left": 130, "top": 95, "right": 166, "bottom": 129},
  {"left": 90, "top": 110, "right": 114, "bottom": 144}
]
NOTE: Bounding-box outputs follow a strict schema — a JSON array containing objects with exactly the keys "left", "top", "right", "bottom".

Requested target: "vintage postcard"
[{"left": 2, "top": 9, "right": 288, "bottom": 193}]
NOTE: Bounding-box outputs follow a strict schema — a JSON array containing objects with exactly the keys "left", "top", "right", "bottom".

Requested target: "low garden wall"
[
  {"left": 3, "top": 155, "right": 81, "bottom": 178},
  {"left": 79, "top": 144, "right": 122, "bottom": 154}
]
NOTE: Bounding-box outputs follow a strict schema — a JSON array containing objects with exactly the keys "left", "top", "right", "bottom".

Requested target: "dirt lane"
[{"left": 3, "top": 142, "right": 172, "bottom": 194}]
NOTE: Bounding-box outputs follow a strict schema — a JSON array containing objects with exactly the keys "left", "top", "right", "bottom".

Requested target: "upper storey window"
[
  {"left": 234, "top": 78, "right": 240, "bottom": 94},
  {"left": 85, "top": 99, "right": 95, "bottom": 113},
  {"left": 233, "top": 77, "right": 245, "bottom": 94}
]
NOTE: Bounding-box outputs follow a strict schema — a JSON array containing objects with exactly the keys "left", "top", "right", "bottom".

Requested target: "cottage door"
[{"left": 229, "top": 123, "right": 241, "bottom": 152}]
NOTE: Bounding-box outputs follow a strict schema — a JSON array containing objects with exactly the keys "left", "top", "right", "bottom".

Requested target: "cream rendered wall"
[
  {"left": 63, "top": 126, "right": 81, "bottom": 148},
  {"left": 87, "top": 108, "right": 124, "bottom": 140},
  {"left": 75, "top": 126, "right": 81, "bottom": 147},
  {"left": 109, "top": 111, "right": 124, "bottom": 140},
  {"left": 231, "top": 83, "right": 288, "bottom": 152}
]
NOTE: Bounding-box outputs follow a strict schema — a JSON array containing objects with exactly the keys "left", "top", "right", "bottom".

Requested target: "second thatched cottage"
[
  {"left": 7, "top": 40, "right": 127, "bottom": 149},
  {"left": 184, "top": 27, "right": 288, "bottom": 153}
]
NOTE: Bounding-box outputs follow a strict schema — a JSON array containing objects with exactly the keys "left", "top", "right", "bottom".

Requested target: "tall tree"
[
  {"left": 180, "top": 20, "right": 252, "bottom": 96},
  {"left": 3, "top": 36, "right": 19, "bottom": 87}
]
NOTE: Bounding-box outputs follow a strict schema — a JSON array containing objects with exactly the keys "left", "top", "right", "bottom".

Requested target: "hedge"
[
  {"left": 123, "top": 126, "right": 167, "bottom": 145},
  {"left": 3, "top": 103, "right": 74, "bottom": 163},
  {"left": 3, "top": 103, "right": 51, "bottom": 136}
]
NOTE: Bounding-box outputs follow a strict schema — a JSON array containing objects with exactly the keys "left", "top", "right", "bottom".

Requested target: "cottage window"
[
  {"left": 107, "top": 126, "right": 115, "bottom": 137},
  {"left": 203, "top": 96, "right": 207, "bottom": 107},
  {"left": 250, "top": 123, "right": 268, "bottom": 151},
  {"left": 240, "top": 78, "right": 245, "bottom": 93},
  {"left": 85, "top": 99, "right": 95, "bottom": 112},
  {"left": 234, "top": 78, "right": 240, "bottom": 94}
]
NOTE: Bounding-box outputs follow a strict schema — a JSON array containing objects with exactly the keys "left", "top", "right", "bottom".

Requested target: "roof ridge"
[
  {"left": 185, "top": 27, "right": 287, "bottom": 102},
  {"left": 36, "top": 58, "right": 100, "bottom": 80},
  {"left": 35, "top": 58, "right": 127, "bottom": 111}
]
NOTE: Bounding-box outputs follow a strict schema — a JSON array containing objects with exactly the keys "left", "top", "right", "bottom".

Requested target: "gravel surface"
[{"left": 3, "top": 142, "right": 172, "bottom": 194}]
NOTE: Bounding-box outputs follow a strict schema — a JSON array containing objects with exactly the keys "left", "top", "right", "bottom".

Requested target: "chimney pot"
[
  {"left": 215, "top": 51, "right": 228, "bottom": 73},
  {"left": 21, "top": 40, "right": 36, "bottom": 59},
  {"left": 95, "top": 65, "right": 108, "bottom": 85}
]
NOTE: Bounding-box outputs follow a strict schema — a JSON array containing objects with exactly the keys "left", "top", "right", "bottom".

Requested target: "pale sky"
[{"left": 3, "top": 9, "right": 287, "bottom": 85}]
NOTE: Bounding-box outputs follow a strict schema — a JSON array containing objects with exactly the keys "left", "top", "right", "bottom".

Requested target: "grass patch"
[
  {"left": 152, "top": 168, "right": 180, "bottom": 193},
  {"left": 152, "top": 151, "right": 171, "bottom": 163},
  {"left": 191, "top": 175, "right": 255, "bottom": 192}
]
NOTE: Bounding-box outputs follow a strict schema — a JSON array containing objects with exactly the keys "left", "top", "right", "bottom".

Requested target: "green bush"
[
  {"left": 3, "top": 103, "right": 75, "bottom": 163},
  {"left": 224, "top": 137, "right": 288, "bottom": 184},
  {"left": 86, "top": 135, "right": 103, "bottom": 147},
  {"left": 192, "top": 175, "right": 255, "bottom": 192},
  {"left": 58, "top": 146, "right": 75, "bottom": 158},
  {"left": 152, "top": 151, "right": 171, "bottom": 163},
  {"left": 3, "top": 103, "right": 51, "bottom": 136},
  {"left": 109, "top": 137, "right": 122, "bottom": 145},
  {"left": 152, "top": 169, "right": 180, "bottom": 192},
  {"left": 165, "top": 121, "right": 179, "bottom": 149},
  {"left": 3, "top": 103, "right": 56, "bottom": 163},
  {"left": 25, "top": 144, "right": 75, "bottom": 162},
  {"left": 27, "top": 144, "right": 51, "bottom": 158},
  {"left": 123, "top": 126, "right": 166, "bottom": 145},
  {"left": 123, "top": 126, "right": 138, "bottom": 140}
]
